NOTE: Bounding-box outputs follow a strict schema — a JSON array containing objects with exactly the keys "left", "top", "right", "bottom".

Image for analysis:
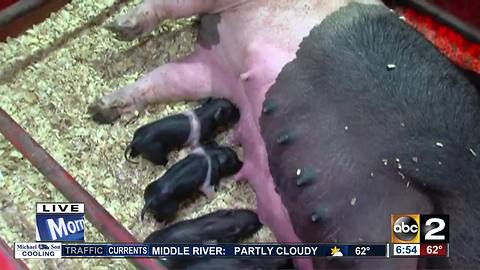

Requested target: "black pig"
[
  {"left": 141, "top": 145, "right": 242, "bottom": 222},
  {"left": 144, "top": 209, "right": 262, "bottom": 244},
  {"left": 125, "top": 98, "right": 239, "bottom": 165},
  {"left": 144, "top": 210, "right": 291, "bottom": 270}
]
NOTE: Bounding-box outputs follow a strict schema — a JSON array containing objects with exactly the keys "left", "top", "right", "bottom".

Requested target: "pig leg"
[
  {"left": 89, "top": 47, "right": 230, "bottom": 124},
  {"left": 106, "top": 0, "right": 244, "bottom": 41}
]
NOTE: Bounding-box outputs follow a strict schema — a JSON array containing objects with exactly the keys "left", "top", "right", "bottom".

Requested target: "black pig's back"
[{"left": 261, "top": 3, "right": 480, "bottom": 269}]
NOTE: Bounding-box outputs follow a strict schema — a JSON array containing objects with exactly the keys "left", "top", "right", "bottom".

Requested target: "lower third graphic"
[{"left": 36, "top": 202, "right": 85, "bottom": 241}]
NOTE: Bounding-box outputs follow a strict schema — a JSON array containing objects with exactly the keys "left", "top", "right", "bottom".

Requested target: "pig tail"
[
  {"left": 140, "top": 198, "right": 154, "bottom": 221},
  {"left": 124, "top": 142, "right": 139, "bottom": 164}
]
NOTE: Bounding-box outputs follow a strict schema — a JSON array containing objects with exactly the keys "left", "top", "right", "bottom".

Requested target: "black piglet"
[
  {"left": 144, "top": 209, "right": 266, "bottom": 269},
  {"left": 141, "top": 144, "right": 243, "bottom": 222},
  {"left": 125, "top": 98, "right": 239, "bottom": 166},
  {"left": 144, "top": 209, "right": 262, "bottom": 244}
]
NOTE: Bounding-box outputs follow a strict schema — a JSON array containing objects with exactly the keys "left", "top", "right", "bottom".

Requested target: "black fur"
[
  {"left": 125, "top": 114, "right": 189, "bottom": 165},
  {"left": 125, "top": 98, "right": 239, "bottom": 165},
  {"left": 141, "top": 145, "right": 242, "bottom": 222},
  {"left": 261, "top": 3, "right": 480, "bottom": 269},
  {"left": 144, "top": 209, "right": 262, "bottom": 244},
  {"left": 144, "top": 209, "right": 262, "bottom": 269},
  {"left": 198, "top": 14, "right": 222, "bottom": 49},
  {"left": 195, "top": 98, "right": 240, "bottom": 141}
]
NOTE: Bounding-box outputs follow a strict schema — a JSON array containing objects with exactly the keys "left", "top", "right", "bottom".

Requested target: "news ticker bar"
[{"left": 14, "top": 243, "right": 449, "bottom": 259}]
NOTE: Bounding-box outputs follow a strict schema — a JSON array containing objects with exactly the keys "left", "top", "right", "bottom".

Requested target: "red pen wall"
[
  {"left": 0, "top": 0, "right": 18, "bottom": 11},
  {"left": 431, "top": 0, "right": 480, "bottom": 28}
]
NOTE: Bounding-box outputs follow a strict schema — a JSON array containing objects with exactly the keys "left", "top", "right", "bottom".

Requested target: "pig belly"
[
  {"left": 200, "top": 1, "right": 387, "bottom": 268},
  {"left": 260, "top": 3, "right": 442, "bottom": 268},
  {"left": 208, "top": 0, "right": 384, "bottom": 118}
]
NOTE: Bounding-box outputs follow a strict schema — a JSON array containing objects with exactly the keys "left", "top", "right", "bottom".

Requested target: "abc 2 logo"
[{"left": 391, "top": 214, "right": 449, "bottom": 244}]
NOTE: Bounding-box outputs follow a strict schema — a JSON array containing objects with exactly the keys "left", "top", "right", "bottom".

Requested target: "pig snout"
[{"left": 141, "top": 145, "right": 242, "bottom": 222}]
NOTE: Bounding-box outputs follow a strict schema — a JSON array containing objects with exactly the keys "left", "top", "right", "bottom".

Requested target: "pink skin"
[{"left": 92, "top": 0, "right": 384, "bottom": 268}]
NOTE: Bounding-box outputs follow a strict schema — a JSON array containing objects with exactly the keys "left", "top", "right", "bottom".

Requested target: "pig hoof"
[
  {"left": 88, "top": 98, "right": 122, "bottom": 124},
  {"left": 104, "top": 20, "right": 144, "bottom": 41}
]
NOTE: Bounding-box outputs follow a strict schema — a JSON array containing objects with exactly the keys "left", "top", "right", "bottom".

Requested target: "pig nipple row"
[
  {"left": 183, "top": 110, "right": 201, "bottom": 148},
  {"left": 262, "top": 97, "right": 323, "bottom": 228},
  {"left": 262, "top": 99, "right": 298, "bottom": 145}
]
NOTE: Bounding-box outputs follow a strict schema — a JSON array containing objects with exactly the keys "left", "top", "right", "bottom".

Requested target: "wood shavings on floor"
[{"left": 0, "top": 0, "right": 273, "bottom": 269}]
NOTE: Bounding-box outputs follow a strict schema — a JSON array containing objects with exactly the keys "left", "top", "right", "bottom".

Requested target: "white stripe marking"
[
  {"left": 183, "top": 110, "right": 201, "bottom": 147},
  {"left": 191, "top": 147, "right": 215, "bottom": 200}
]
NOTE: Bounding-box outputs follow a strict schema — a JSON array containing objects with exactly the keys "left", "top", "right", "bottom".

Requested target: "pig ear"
[
  {"left": 124, "top": 142, "right": 139, "bottom": 164},
  {"left": 213, "top": 107, "right": 224, "bottom": 122}
]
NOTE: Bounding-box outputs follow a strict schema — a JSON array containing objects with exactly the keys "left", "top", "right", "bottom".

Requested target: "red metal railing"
[
  {"left": 0, "top": 237, "right": 29, "bottom": 270},
  {"left": 0, "top": 108, "right": 167, "bottom": 270},
  {"left": 0, "top": 0, "right": 17, "bottom": 11}
]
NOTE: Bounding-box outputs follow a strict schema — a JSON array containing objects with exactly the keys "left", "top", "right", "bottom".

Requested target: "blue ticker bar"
[{"left": 61, "top": 243, "right": 387, "bottom": 258}]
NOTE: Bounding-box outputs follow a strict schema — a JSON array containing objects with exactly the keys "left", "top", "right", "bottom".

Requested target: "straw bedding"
[{"left": 0, "top": 1, "right": 273, "bottom": 269}]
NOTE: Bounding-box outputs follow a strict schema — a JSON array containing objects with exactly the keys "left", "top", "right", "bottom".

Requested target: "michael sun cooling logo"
[{"left": 36, "top": 203, "right": 85, "bottom": 241}]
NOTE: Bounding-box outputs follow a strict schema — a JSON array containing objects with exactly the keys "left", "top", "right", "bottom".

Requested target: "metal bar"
[
  {"left": 397, "top": 0, "right": 480, "bottom": 43},
  {"left": 0, "top": 0, "right": 45, "bottom": 26},
  {"left": 0, "top": 108, "right": 167, "bottom": 270},
  {"left": 0, "top": 237, "right": 30, "bottom": 270},
  {"left": 0, "top": 0, "right": 71, "bottom": 42}
]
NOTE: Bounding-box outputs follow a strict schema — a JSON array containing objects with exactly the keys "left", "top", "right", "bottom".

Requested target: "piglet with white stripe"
[
  {"left": 141, "top": 144, "right": 242, "bottom": 222},
  {"left": 125, "top": 98, "right": 239, "bottom": 165}
]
